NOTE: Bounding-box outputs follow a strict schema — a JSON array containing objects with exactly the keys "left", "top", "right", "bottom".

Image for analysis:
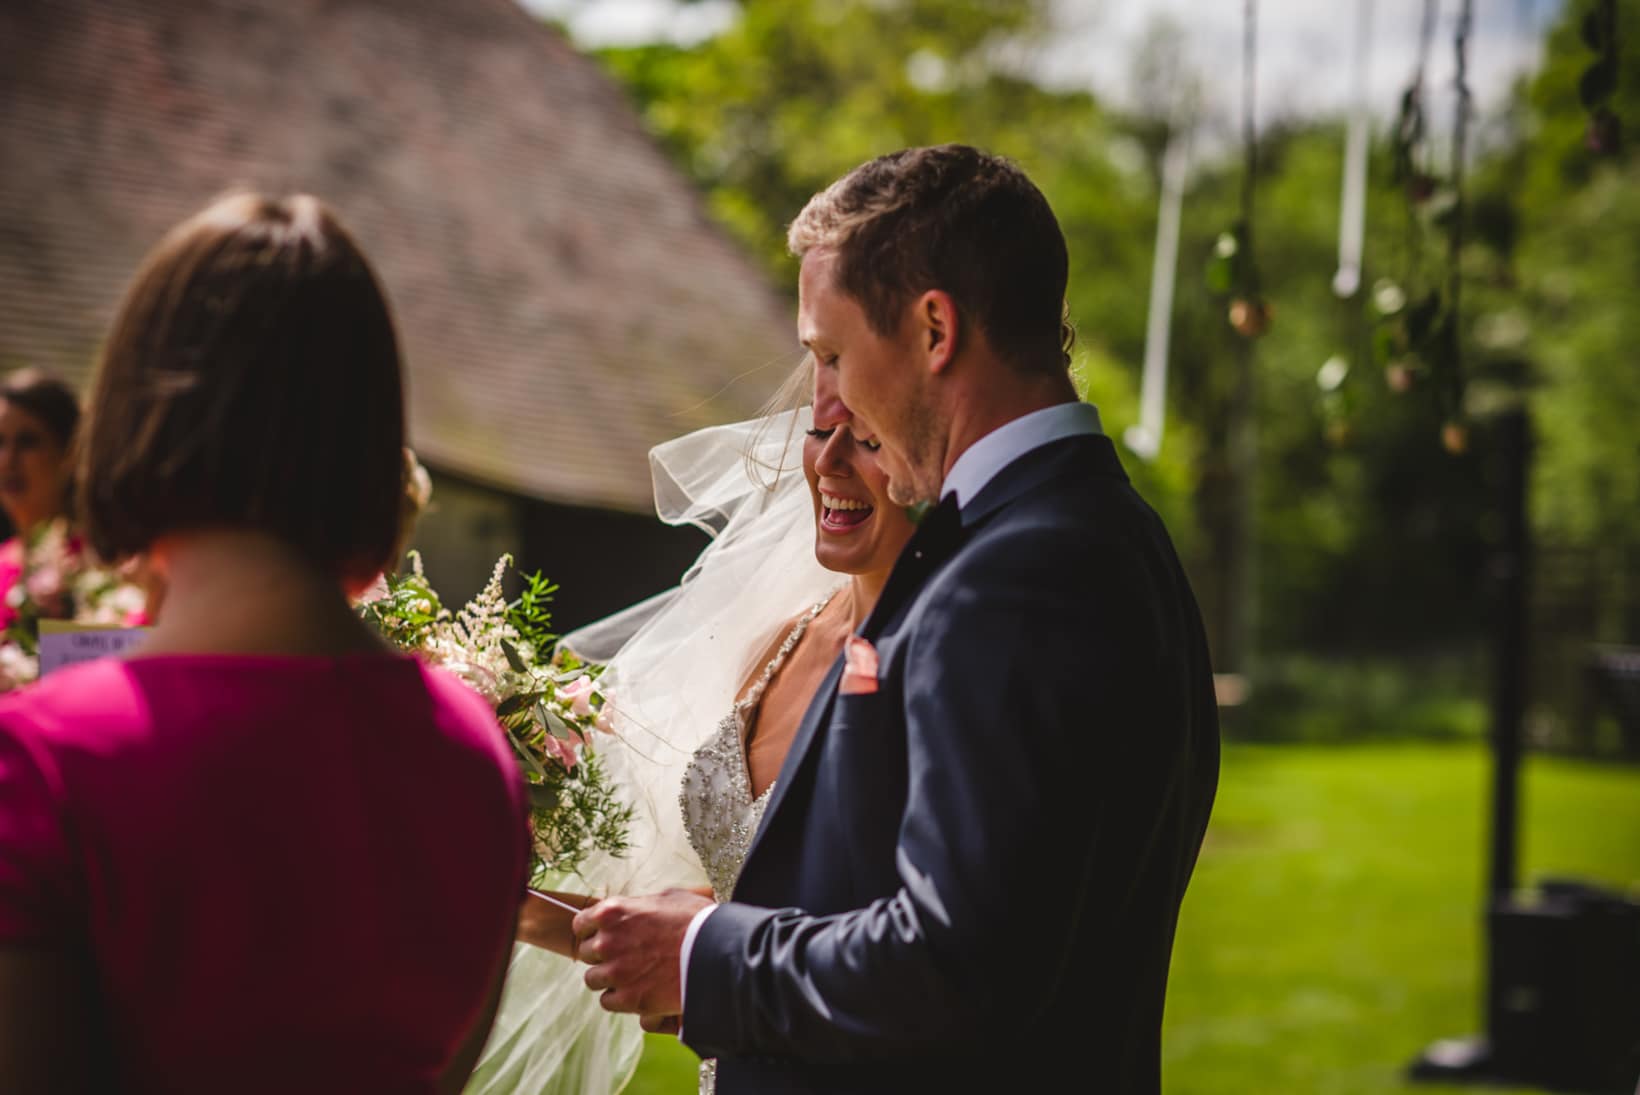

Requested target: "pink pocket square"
[{"left": 840, "top": 636, "right": 880, "bottom": 695}]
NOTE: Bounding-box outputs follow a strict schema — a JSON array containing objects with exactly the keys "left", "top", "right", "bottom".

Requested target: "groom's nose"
[{"left": 813, "top": 363, "right": 851, "bottom": 430}]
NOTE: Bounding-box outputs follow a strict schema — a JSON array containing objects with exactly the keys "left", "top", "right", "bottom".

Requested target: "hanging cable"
[
  {"left": 1442, "top": 0, "right": 1474, "bottom": 442},
  {"left": 1394, "top": 0, "right": 1441, "bottom": 206},
  {"left": 1224, "top": 0, "right": 1269, "bottom": 338},
  {"left": 1239, "top": 0, "right": 1260, "bottom": 306}
]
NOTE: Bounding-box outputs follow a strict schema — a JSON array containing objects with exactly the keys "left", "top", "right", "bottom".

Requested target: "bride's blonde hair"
[{"left": 743, "top": 353, "right": 816, "bottom": 491}]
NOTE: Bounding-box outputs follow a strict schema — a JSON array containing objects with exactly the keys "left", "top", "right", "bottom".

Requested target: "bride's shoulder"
[
  {"left": 735, "top": 590, "right": 855, "bottom": 707},
  {"left": 733, "top": 615, "right": 803, "bottom": 704}
]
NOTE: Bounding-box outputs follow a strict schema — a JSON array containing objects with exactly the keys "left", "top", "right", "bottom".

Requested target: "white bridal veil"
[{"left": 465, "top": 406, "right": 839, "bottom": 1095}]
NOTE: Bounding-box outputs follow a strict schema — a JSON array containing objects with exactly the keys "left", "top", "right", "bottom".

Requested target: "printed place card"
[{"left": 37, "top": 619, "right": 151, "bottom": 676}]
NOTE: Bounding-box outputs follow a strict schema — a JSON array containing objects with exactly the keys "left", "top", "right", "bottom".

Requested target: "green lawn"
[{"left": 624, "top": 743, "right": 1640, "bottom": 1094}]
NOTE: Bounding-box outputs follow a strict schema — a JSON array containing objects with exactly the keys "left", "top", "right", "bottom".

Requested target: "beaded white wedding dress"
[
  {"left": 678, "top": 596, "right": 833, "bottom": 1095},
  {"left": 680, "top": 595, "right": 830, "bottom": 902}
]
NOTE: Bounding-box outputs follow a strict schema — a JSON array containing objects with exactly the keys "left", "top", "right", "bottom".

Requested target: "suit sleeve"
[{"left": 684, "top": 524, "right": 1183, "bottom": 1061}]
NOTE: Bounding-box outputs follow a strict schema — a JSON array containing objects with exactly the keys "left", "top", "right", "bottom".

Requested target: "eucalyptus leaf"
[
  {"left": 501, "top": 640, "right": 528, "bottom": 674},
  {"left": 502, "top": 723, "right": 549, "bottom": 781},
  {"left": 538, "top": 704, "right": 576, "bottom": 742},
  {"left": 496, "top": 690, "right": 547, "bottom": 718}
]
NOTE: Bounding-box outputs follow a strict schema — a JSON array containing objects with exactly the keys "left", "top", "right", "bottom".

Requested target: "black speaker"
[{"left": 1486, "top": 878, "right": 1640, "bottom": 1091}]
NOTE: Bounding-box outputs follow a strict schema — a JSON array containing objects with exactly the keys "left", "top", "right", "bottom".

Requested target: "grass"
[{"left": 624, "top": 743, "right": 1640, "bottom": 1094}]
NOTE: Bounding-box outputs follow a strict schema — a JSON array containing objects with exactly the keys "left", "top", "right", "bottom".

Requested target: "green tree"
[
  {"left": 565, "top": 0, "right": 1635, "bottom": 728},
  {"left": 1507, "top": 0, "right": 1640, "bottom": 576},
  {"left": 595, "top": 0, "right": 1199, "bottom": 546}
]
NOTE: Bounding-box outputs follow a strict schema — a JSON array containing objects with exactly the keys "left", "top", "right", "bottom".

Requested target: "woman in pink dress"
[
  {"left": 0, "top": 193, "right": 530, "bottom": 1093},
  {"left": 0, "top": 368, "right": 81, "bottom": 631}
]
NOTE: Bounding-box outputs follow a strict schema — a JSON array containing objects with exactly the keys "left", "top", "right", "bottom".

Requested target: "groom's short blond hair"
[{"left": 787, "top": 144, "right": 1074, "bottom": 376}]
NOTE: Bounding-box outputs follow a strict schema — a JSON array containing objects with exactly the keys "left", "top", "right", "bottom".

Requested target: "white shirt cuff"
[{"left": 679, "top": 901, "right": 719, "bottom": 1029}]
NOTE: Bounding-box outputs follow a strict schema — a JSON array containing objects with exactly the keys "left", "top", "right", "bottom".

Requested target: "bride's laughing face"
[{"left": 803, "top": 419, "right": 913, "bottom": 580}]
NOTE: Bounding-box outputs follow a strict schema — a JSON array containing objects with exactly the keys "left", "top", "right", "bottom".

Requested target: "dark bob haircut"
[{"left": 78, "top": 192, "right": 406, "bottom": 575}]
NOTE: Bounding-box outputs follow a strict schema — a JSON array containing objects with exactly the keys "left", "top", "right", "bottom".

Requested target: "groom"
[{"left": 574, "top": 144, "right": 1219, "bottom": 1093}]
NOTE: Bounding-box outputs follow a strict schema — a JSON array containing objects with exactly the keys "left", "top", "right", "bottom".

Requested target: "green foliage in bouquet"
[{"left": 358, "top": 553, "right": 633, "bottom": 886}]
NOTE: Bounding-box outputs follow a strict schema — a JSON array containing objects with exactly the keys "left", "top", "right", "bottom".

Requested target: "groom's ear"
[{"left": 913, "top": 290, "right": 960, "bottom": 376}]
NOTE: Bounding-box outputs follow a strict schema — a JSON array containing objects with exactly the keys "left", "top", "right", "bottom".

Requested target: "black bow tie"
[
  {"left": 904, "top": 492, "right": 960, "bottom": 528},
  {"left": 860, "top": 493, "right": 964, "bottom": 639},
  {"left": 904, "top": 493, "right": 962, "bottom": 557}
]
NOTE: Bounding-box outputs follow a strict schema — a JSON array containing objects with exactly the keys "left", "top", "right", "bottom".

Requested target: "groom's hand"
[{"left": 573, "top": 888, "right": 713, "bottom": 1017}]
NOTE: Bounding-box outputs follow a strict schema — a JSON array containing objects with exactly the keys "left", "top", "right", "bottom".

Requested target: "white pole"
[
  {"left": 1333, "top": 0, "right": 1375, "bottom": 298},
  {"left": 1125, "top": 129, "right": 1190, "bottom": 462}
]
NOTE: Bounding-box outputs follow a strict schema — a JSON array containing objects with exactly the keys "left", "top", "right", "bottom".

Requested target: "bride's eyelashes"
[{"left": 805, "top": 427, "right": 882, "bottom": 452}]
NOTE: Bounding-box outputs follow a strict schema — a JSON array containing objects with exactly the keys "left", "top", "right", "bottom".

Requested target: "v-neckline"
[{"left": 732, "top": 588, "right": 841, "bottom": 804}]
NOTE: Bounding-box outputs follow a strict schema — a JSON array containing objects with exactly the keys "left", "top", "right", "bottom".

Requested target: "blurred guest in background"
[
  {"left": 0, "top": 192, "right": 529, "bottom": 1093},
  {"left": 0, "top": 368, "right": 81, "bottom": 627},
  {"left": 0, "top": 365, "right": 147, "bottom": 692}
]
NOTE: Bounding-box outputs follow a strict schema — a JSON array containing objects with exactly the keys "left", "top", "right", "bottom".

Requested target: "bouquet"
[
  {"left": 0, "top": 517, "right": 149, "bottom": 691},
  {"left": 357, "top": 551, "right": 632, "bottom": 885}
]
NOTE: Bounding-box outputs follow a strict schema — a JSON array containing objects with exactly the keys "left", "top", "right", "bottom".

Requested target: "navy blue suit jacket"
[{"left": 682, "top": 433, "right": 1220, "bottom": 1093}]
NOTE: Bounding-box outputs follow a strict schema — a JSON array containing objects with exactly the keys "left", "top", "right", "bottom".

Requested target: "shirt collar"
[{"left": 942, "top": 401, "right": 1103, "bottom": 509}]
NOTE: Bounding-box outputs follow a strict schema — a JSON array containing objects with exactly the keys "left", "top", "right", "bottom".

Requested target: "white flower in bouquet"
[{"left": 420, "top": 554, "right": 519, "bottom": 702}]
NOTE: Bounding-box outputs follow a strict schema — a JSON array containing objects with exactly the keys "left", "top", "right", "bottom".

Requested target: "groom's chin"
[{"left": 886, "top": 477, "right": 935, "bottom": 510}]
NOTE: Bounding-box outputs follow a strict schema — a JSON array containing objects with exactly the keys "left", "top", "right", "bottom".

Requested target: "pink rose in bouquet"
[{"left": 559, "top": 673, "right": 597, "bottom": 717}]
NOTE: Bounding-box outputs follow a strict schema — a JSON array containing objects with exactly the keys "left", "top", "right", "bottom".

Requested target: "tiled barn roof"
[{"left": 0, "top": 0, "right": 798, "bottom": 512}]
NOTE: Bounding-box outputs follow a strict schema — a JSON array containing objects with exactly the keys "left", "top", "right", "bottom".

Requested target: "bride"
[{"left": 463, "top": 364, "right": 917, "bottom": 1094}]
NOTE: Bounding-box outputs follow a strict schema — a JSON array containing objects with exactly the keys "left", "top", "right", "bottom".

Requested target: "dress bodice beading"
[
  {"left": 678, "top": 591, "right": 836, "bottom": 902},
  {"left": 677, "top": 589, "right": 838, "bottom": 1095}
]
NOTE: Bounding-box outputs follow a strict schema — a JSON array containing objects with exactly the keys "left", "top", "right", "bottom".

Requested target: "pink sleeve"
[
  {"left": 422, "top": 666, "right": 532, "bottom": 880},
  {"left": 0, "top": 720, "right": 73, "bottom": 944}
]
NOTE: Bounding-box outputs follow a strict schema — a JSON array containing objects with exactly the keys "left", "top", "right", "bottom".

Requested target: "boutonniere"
[
  {"left": 840, "top": 636, "right": 879, "bottom": 695},
  {"left": 904, "top": 500, "right": 934, "bottom": 525}
]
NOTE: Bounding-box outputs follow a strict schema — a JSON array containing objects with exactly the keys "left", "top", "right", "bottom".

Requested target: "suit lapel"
[
  {"left": 739, "top": 654, "right": 844, "bottom": 872},
  {"left": 739, "top": 497, "right": 964, "bottom": 875},
  {"left": 859, "top": 494, "right": 964, "bottom": 640}
]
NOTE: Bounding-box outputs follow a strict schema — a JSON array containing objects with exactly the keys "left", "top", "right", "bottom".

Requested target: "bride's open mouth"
[{"left": 820, "top": 492, "right": 874, "bottom": 533}]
